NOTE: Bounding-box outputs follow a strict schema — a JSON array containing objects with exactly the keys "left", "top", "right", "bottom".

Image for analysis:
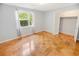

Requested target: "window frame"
[{"left": 16, "top": 10, "right": 34, "bottom": 28}]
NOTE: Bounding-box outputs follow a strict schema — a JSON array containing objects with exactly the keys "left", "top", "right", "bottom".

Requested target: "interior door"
[{"left": 59, "top": 17, "right": 77, "bottom": 36}]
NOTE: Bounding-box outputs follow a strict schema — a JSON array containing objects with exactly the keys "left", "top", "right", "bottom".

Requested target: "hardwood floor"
[{"left": 0, "top": 31, "right": 79, "bottom": 56}]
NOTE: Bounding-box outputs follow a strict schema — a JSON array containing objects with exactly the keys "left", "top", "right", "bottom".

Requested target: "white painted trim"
[
  {"left": 74, "top": 16, "right": 79, "bottom": 42},
  {"left": 0, "top": 30, "right": 45, "bottom": 44},
  {"left": 57, "top": 15, "right": 61, "bottom": 34},
  {"left": 0, "top": 37, "right": 17, "bottom": 44}
]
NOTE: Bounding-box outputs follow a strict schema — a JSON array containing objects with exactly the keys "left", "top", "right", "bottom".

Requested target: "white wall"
[
  {"left": 32, "top": 11, "right": 45, "bottom": 32},
  {"left": 44, "top": 12, "right": 56, "bottom": 34},
  {"left": 0, "top": 4, "right": 17, "bottom": 42},
  {"left": 0, "top": 4, "right": 45, "bottom": 43},
  {"left": 20, "top": 11, "right": 45, "bottom": 35},
  {"left": 55, "top": 6, "right": 79, "bottom": 41},
  {"left": 44, "top": 4, "right": 79, "bottom": 41},
  {"left": 45, "top": 4, "right": 79, "bottom": 35}
]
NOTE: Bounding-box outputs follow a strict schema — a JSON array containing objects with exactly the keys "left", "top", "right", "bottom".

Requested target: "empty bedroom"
[{"left": 0, "top": 3, "right": 79, "bottom": 56}]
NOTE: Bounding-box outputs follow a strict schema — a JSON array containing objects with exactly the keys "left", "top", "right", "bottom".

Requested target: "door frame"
[{"left": 58, "top": 16, "right": 79, "bottom": 42}]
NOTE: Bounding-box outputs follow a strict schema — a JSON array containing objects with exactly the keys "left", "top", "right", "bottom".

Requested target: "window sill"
[{"left": 20, "top": 25, "right": 34, "bottom": 28}]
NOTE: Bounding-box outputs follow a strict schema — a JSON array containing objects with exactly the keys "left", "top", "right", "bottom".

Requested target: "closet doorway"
[{"left": 59, "top": 16, "right": 77, "bottom": 37}]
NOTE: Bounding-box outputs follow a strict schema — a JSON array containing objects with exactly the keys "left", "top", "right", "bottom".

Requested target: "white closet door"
[{"left": 59, "top": 17, "right": 77, "bottom": 36}]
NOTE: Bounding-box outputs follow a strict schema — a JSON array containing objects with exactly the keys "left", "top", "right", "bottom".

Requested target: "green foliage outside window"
[
  {"left": 18, "top": 11, "right": 32, "bottom": 26},
  {"left": 20, "top": 20, "right": 28, "bottom": 26}
]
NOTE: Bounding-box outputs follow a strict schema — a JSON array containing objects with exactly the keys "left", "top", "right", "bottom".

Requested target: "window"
[{"left": 17, "top": 10, "right": 33, "bottom": 27}]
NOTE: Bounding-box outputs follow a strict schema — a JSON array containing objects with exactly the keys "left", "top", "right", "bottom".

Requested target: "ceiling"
[{"left": 4, "top": 3, "right": 77, "bottom": 11}]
